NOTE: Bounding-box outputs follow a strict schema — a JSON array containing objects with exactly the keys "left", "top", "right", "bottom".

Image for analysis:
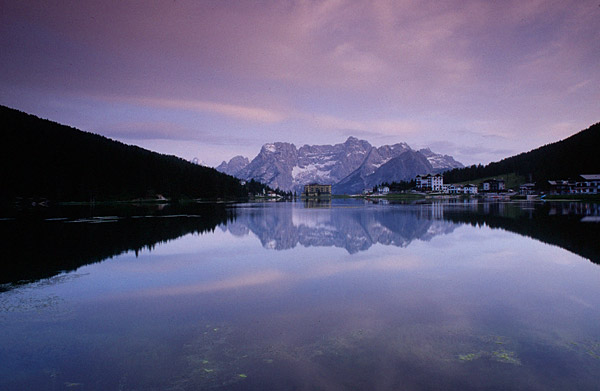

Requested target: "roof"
[
  {"left": 548, "top": 180, "right": 574, "bottom": 185},
  {"left": 581, "top": 174, "right": 600, "bottom": 180},
  {"left": 483, "top": 179, "right": 504, "bottom": 183}
]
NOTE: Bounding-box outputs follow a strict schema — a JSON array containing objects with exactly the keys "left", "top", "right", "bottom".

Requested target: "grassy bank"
[
  {"left": 542, "top": 194, "right": 600, "bottom": 202},
  {"left": 354, "top": 193, "right": 426, "bottom": 200}
]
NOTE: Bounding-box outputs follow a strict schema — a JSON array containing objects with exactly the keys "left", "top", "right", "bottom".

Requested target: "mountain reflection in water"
[
  {"left": 2, "top": 200, "right": 599, "bottom": 288},
  {"left": 225, "top": 201, "right": 456, "bottom": 253},
  {"left": 225, "top": 200, "right": 600, "bottom": 263}
]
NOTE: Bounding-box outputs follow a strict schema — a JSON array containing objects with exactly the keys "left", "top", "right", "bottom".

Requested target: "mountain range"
[{"left": 217, "top": 137, "right": 463, "bottom": 194}]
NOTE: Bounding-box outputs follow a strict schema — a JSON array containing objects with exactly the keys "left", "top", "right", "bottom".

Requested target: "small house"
[
  {"left": 575, "top": 174, "right": 600, "bottom": 194},
  {"left": 463, "top": 184, "right": 478, "bottom": 194},
  {"left": 520, "top": 183, "right": 536, "bottom": 195},
  {"left": 447, "top": 184, "right": 462, "bottom": 194},
  {"left": 481, "top": 179, "right": 505, "bottom": 192},
  {"left": 377, "top": 186, "right": 390, "bottom": 195}
]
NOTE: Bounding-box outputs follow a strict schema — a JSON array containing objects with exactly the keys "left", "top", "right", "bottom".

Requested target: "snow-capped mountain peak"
[{"left": 215, "top": 138, "right": 463, "bottom": 194}]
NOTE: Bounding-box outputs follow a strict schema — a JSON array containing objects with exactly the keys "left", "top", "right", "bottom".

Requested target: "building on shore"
[
  {"left": 463, "top": 184, "right": 478, "bottom": 194},
  {"left": 303, "top": 183, "right": 332, "bottom": 197},
  {"left": 520, "top": 183, "right": 536, "bottom": 195},
  {"left": 481, "top": 179, "right": 505, "bottom": 192},
  {"left": 415, "top": 174, "right": 444, "bottom": 191},
  {"left": 446, "top": 184, "right": 462, "bottom": 194},
  {"left": 548, "top": 174, "right": 600, "bottom": 194},
  {"left": 377, "top": 186, "right": 390, "bottom": 195},
  {"left": 576, "top": 174, "right": 600, "bottom": 194}
]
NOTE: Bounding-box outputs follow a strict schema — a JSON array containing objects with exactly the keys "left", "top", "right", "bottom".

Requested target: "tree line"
[
  {"left": 443, "top": 122, "right": 599, "bottom": 186},
  {"left": 0, "top": 105, "right": 274, "bottom": 202}
]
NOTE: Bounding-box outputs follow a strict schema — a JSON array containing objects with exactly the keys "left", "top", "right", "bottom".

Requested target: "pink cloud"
[
  {"left": 2, "top": 0, "right": 599, "bottom": 165},
  {"left": 133, "top": 97, "right": 287, "bottom": 124}
]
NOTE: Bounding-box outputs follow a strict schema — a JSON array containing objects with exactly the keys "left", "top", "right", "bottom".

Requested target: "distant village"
[
  {"left": 300, "top": 173, "right": 600, "bottom": 198},
  {"left": 367, "top": 173, "right": 600, "bottom": 197}
]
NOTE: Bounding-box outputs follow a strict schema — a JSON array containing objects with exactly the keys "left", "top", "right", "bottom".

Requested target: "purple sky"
[{"left": 1, "top": 1, "right": 599, "bottom": 167}]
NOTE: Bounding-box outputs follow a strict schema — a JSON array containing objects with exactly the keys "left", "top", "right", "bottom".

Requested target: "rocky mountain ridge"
[{"left": 216, "top": 137, "right": 463, "bottom": 194}]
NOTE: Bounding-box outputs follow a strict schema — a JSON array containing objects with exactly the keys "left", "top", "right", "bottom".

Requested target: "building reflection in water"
[{"left": 225, "top": 200, "right": 600, "bottom": 264}]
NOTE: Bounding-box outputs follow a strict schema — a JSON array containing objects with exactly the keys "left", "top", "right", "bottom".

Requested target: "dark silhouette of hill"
[
  {"left": 444, "top": 122, "right": 600, "bottom": 185},
  {"left": 0, "top": 105, "right": 252, "bottom": 201}
]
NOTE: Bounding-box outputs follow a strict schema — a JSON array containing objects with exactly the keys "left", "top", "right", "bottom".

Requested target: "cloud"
[
  {"left": 132, "top": 97, "right": 287, "bottom": 124},
  {"left": 568, "top": 79, "right": 592, "bottom": 94},
  {"left": 328, "top": 42, "right": 389, "bottom": 80},
  {"left": 100, "top": 121, "right": 193, "bottom": 140},
  {"left": 2, "top": 0, "right": 599, "bottom": 167},
  {"left": 423, "top": 138, "right": 516, "bottom": 166},
  {"left": 124, "top": 252, "right": 425, "bottom": 299},
  {"left": 137, "top": 270, "right": 287, "bottom": 297},
  {"left": 456, "top": 145, "right": 514, "bottom": 158},
  {"left": 304, "top": 113, "right": 421, "bottom": 136}
]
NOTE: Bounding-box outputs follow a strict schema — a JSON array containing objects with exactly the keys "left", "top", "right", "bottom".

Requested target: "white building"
[
  {"left": 548, "top": 174, "right": 600, "bottom": 194},
  {"left": 481, "top": 179, "right": 505, "bottom": 192},
  {"left": 463, "top": 184, "right": 478, "bottom": 194},
  {"left": 377, "top": 186, "right": 390, "bottom": 194},
  {"left": 446, "top": 184, "right": 462, "bottom": 194},
  {"left": 520, "top": 183, "right": 536, "bottom": 195},
  {"left": 415, "top": 174, "right": 444, "bottom": 191},
  {"left": 575, "top": 174, "right": 600, "bottom": 194}
]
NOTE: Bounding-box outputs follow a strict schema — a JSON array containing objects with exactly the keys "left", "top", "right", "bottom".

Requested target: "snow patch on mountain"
[{"left": 263, "top": 143, "right": 277, "bottom": 153}]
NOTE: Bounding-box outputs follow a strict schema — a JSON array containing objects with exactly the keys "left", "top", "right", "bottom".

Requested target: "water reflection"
[
  {"left": 0, "top": 203, "right": 234, "bottom": 287},
  {"left": 225, "top": 202, "right": 456, "bottom": 253},
  {"left": 2, "top": 200, "right": 599, "bottom": 289},
  {"left": 2, "top": 200, "right": 600, "bottom": 390},
  {"left": 221, "top": 200, "right": 600, "bottom": 265},
  {"left": 441, "top": 201, "right": 600, "bottom": 264}
]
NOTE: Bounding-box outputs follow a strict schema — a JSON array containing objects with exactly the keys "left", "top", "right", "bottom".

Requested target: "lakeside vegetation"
[
  {"left": 542, "top": 194, "right": 600, "bottom": 201},
  {"left": 360, "top": 193, "right": 426, "bottom": 200}
]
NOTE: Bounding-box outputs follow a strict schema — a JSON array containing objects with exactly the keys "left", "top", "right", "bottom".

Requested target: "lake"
[{"left": 1, "top": 199, "right": 600, "bottom": 390}]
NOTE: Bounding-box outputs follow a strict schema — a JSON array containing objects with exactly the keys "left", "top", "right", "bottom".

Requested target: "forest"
[
  {"left": 443, "top": 122, "right": 600, "bottom": 186},
  {"left": 0, "top": 105, "right": 271, "bottom": 202}
]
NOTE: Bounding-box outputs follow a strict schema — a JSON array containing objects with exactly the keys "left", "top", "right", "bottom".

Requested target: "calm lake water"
[{"left": 1, "top": 199, "right": 600, "bottom": 390}]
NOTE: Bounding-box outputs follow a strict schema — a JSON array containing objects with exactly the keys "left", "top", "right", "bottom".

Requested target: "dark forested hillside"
[
  {"left": 0, "top": 105, "right": 252, "bottom": 201},
  {"left": 444, "top": 122, "right": 600, "bottom": 185}
]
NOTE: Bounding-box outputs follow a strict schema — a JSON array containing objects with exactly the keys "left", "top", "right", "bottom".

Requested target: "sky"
[{"left": 1, "top": 0, "right": 599, "bottom": 167}]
